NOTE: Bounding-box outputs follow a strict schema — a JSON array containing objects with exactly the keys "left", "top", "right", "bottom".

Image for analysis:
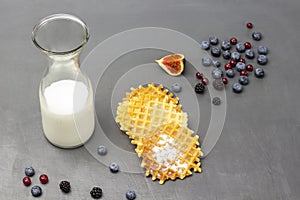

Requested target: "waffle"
[
  {"left": 116, "top": 83, "right": 186, "bottom": 140},
  {"left": 135, "top": 123, "right": 203, "bottom": 184}
]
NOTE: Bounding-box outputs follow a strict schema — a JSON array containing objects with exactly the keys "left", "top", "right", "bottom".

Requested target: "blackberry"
[
  {"left": 109, "top": 162, "right": 119, "bottom": 173},
  {"left": 126, "top": 190, "right": 137, "bottom": 200},
  {"left": 211, "top": 47, "right": 221, "bottom": 57},
  {"left": 252, "top": 32, "right": 262, "bottom": 41},
  {"left": 212, "top": 97, "right": 221, "bottom": 106},
  {"left": 90, "top": 187, "right": 103, "bottom": 199},
  {"left": 31, "top": 185, "right": 42, "bottom": 197},
  {"left": 209, "top": 35, "right": 219, "bottom": 45},
  {"left": 222, "top": 50, "right": 231, "bottom": 60},
  {"left": 25, "top": 167, "right": 35, "bottom": 177},
  {"left": 59, "top": 181, "right": 71, "bottom": 193},
  {"left": 194, "top": 83, "right": 205, "bottom": 93}
]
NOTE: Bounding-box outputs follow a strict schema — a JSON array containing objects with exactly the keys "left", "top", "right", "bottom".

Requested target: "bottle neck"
[{"left": 48, "top": 53, "right": 80, "bottom": 72}]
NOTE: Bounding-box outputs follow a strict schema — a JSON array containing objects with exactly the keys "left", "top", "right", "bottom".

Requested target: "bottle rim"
[{"left": 32, "top": 14, "right": 89, "bottom": 55}]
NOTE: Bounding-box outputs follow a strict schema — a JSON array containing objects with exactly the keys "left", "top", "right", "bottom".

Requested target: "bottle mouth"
[{"left": 32, "top": 14, "right": 89, "bottom": 55}]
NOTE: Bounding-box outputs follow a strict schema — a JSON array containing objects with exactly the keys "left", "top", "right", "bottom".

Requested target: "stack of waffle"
[{"left": 116, "top": 83, "right": 203, "bottom": 184}]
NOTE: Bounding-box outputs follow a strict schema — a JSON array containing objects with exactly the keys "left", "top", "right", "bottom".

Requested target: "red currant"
[
  {"left": 23, "top": 177, "right": 31, "bottom": 186},
  {"left": 224, "top": 63, "right": 232, "bottom": 70},
  {"left": 244, "top": 42, "right": 251, "bottom": 49},
  {"left": 240, "top": 70, "right": 248, "bottom": 76},
  {"left": 246, "top": 64, "right": 254, "bottom": 72},
  {"left": 196, "top": 72, "right": 203, "bottom": 79},
  {"left": 246, "top": 22, "right": 253, "bottom": 29},
  {"left": 222, "top": 77, "right": 228, "bottom": 85},
  {"left": 230, "top": 37, "right": 237, "bottom": 45},
  {"left": 229, "top": 59, "right": 237, "bottom": 67},
  {"left": 39, "top": 174, "right": 49, "bottom": 184},
  {"left": 201, "top": 77, "right": 209, "bottom": 85},
  {"left": 239, "top": 58, "right": 246, "bottom": 63}
]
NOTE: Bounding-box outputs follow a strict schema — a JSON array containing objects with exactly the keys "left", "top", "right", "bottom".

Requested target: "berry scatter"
[
  {"left": 25, "top": 167, "right": 35, "bottom": 177},
  {"left": 31, "top": 185, "right": 42, "bottom": 197},
  {"left": 59, "top": 180, "right": 71, "bottom": 193},
  {"left": 39, "top": 174, "right": 49, "bottom": 184},
  {"left": 126, "top": 190, "right": 137, "bottom": 200},
  {"left": 109, "top": 162, "right": 119, "bottom": 173},
  {"left": 97, "top": 145, "right": 107, "bottom": 155},
  {"left": 90, "top": 187, "right": 103, "bottom": 199},
  {"left": 23, "top": 177, "right": 31, "bottom": 186}
]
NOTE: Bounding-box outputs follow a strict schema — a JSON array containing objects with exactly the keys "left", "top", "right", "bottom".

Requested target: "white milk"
[{"left": 39, "top": 80, "right": 94, "bottom": 148}]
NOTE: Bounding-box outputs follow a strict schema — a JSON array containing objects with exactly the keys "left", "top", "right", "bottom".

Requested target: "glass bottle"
[{"left": 32, "top": 14, "right": 95, "bottom": 148}]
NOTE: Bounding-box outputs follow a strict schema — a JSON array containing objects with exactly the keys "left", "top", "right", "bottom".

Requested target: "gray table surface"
[{"left": 1, "top": 0, "right": 300, "bottom": 199}]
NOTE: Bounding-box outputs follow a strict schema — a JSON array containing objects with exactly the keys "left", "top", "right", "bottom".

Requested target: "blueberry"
[
  {"left": 222, "top": 50, "right": 231, "bottom": 60},
  {"left": 31, "top": 185, "right": 42, "bottom": 197},
  {"left": 245, "top": 49, "right": 255, "bottom": 59},
  {"left": 212, "top": 68, "right": 223, "bottom": 79},
  {"left": 211, "top": 47, "right": 221, "bottom": 57},
  {"left": 226, "top": 69, "right": 235, "bottom": 78},
  {"left": 257, "top": 45, "right": 268, "bottom": 55},
  {"left": 212, "top": 79, "right": 224, "bottom": 91},
  {"left": 252, "top": 32, "right": 262, "bottom": 41},
  {"left": 200, "top": 41, "right": 210, "bottom": 50},
  {"left": 232, "top": 82, "right": 243, "bottom": 93},
  {"left": 231, "top": 52, "right": 241, "bottom": 61},
  {"left": 25, "top": 167, "right": 35, "bottom": 177},
  {"left": 171, "top": 83, "right": 181, "bottom": 93},
  {"left": 236, "top": 42, "right": 246, "bottom": 53},
  {"left": 221, "top": 40, "right": 231, "bottom": 50},
  {"left": 254, "top": 67, "right": 265, "bottom": 78},
  {"left": 238, "top": 76, "right": 249, "bottom": 85},
  {"left": 109, "top": 162, "right": 119, "bottom": 173},
  {"left": 213, "top": 60, "right": 221, "bottom": 68},
  {"left": 126, "top": 190, "right": 137, "bottom": 200},
  {"left": 202, "top": 57, "right": 212, "bottom": 66},
  {"left": 209, "top": 35, "right": 219, "bottom": 45},
  {"left": 212, "top": 97, "right": 221, "bottom": 106},
  {"left": 97, "top": 145, "right": 107, "bottom": 155},
  {"left": 257, "top": 55, "right": 268, "bottom": 65},
  {"left": 235, "top": 62, "right": 246, "bottom": 72}
]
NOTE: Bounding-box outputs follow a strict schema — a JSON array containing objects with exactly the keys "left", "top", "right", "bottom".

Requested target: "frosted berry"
[
  {"left": 232, "top": 83, "right": 243, "bottom": 93},
  {"left": 255, "top": 67, "right": 265, "bottom": 78},
  {"left": 195, "top": 83, "right": 205, "bottom": 93},
  {"left": 231, "top": 52, "right": 241, "bottom": 61},
  {"left": 213, "top": 60, "right": 221, "bottom": 68},
  {"left": 245, "top": 49, "right": 255, "bottom": 59},
  {"left": 221, "top": 40, "right": 231, "bottom": 50},
  {"left": 109, "top": 162, "right": 119, "bottom": 173},
  {"left": 212, "top": 79, "right": 224, "bottom": 91},
  {"left": 59, "top": 181, "right": 71, "bottom": 193},
  {"left": 126, "top": 190, "right": 137, "bottom": 200},
  {"left": 171, "top": 83, "right": 182, "bottom": 93},
  {"left": 239, "top": 76, "right": 249, "bottom": 85},
  {"left": 226, "top": 69, "right": 235, "bottom": 78},
  {"left": 246, "top": 22, "right": 253, "bottom": 29},
  {"left": 252, "top": 32, "right": 262, "bottom": 41},
  {"left": 212, "top": 68, "right": 223, "bottom": 79},
  {"left": 201, "top": 41, "right": 210, "bottom": 50},
  {"left": 97, "top": 145, "right": 107, "bottom": 155},
  {"left": 236, "top": 42, "right": 246, "bottom": 53},
  {"left": 31, "top": 185, "right": 42, "bottom": 197},
  {"left": 222, "top": 50, "right": 231, "bottom": 60},
  {"left": 257, "top": 55, "right": 268, "bottom": 65},
  {"left": 211, "top": 47, "right": 221, "bottom": 57},
  {"left": 25, "top": 167, "right": 35, "bottom": 177},
  {"left": 257, "top": 45, "right": 268, "bottom": 55},
  {"left": 244, "top": 42, "right": 251, "bottom": 49},
  {"left": 196, "top": 72, "right": 203, "bottom": 79},
  {"left": 246, "top": 64, "right": 254, "bottom": 72},
  {"left": 23, "top": 177, "right": 31, "bottom": 186},
  {"left": 236, "top": 62, "right": 246, "bottom": 72},
  {"left": 202, "top": 57, "right": 212, "bottom": 66},
  {"left": 209, "top": 35, "right": 219, "bottom": 45},
  {"left": 90, "top": 187, "right": 103, "bottom": 199},
  {"left": 39, "top": 174, "right": 48, "bottom": 184},
  {"left": 230, "top": 37, "right": 238, "bottom": 45}
]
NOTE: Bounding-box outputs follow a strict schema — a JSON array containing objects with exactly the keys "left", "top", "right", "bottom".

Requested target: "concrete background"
[{"left": 0, "top": 0, "right": 299, "bottom": 199}]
